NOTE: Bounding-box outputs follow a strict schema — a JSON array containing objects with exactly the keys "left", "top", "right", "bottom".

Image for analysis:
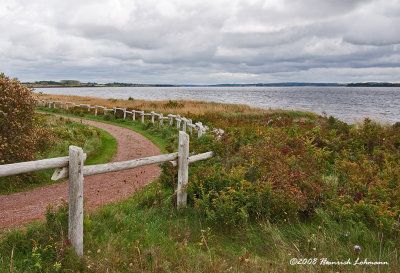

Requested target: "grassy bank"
[
  {"left": 0, "top": 96, "right": 399, "bottom": 272},
  {"left": 0, "top": 114, "right": 117, "bottom": 194},
  {"left": 36, "top": 106, "right": 179, "bottom": 154}
]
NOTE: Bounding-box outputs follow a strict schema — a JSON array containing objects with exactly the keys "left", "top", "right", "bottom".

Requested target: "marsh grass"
[{"left": 35, "top": 93, "right": 318, "bottom": 117}]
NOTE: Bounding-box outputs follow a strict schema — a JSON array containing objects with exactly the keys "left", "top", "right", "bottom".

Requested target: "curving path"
[{"left": 0, "top": 114, "right": 162, "bottom": 230}]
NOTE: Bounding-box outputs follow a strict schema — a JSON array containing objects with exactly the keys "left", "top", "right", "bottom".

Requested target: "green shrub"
[{"left": 164, "top": 100, "right": 184, "bottom": 108}]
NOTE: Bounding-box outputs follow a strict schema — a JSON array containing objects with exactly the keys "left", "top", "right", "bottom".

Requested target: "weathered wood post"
[
  {"left": 123, "top": 108, "right": 127, "bottom": 119},
  {"left": 87, "top": 105, "right": 91, "bottom": 112},
  {"left": 66, "top": 103, "right": 69, "bottom": 111},
  {"left": 177, "top": 131, "right": 189, "bottom": 207},
  {"left": 159, "top": 113, "right": 164, "bottom": 125},
  {"left": 182, "top": 118, "right": 187, "bottom": 132},
  {"left": 176, "top": 115, "right": 181, "bottom": 130},
  {"left": 151, "top": 111, "right": 155, "bottom": 123},
  {"left": 113, "top": 107, "right": 116, "bottom": 116},
  {"left": 132, "top": 110, "right": 136, "bottom": 120},
  {"left": 141, "top": 111, "right": 145, "bottom": 123},
  {"left": 68, "top": 146, "right": 84, "bottom": 257},
  {"left": 168, "top": 114, "right": 174, "bottom": 125},
  {"left": 94, "top": 106, "right": 98, "bottom": 117},
  {"left": 188, "top": 119, "right": 193, "bottom": 135},
  {"left": 197, "top": 122, "right": 203, "bottom": 138}
]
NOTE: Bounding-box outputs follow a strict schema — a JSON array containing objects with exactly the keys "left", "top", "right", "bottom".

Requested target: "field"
[{"left": 0, "top": 94, "right": 399, "bottom": 272}]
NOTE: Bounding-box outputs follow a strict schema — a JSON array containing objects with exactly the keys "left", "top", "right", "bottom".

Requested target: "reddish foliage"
[{"left": 0, "top": 74, "right": 37, "bottom": 164}]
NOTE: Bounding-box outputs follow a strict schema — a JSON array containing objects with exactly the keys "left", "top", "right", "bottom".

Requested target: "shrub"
[
  {"left": 181, "top": 112, "right": 400, "bottom": 231},
  {"left": 0, "top": 74, "right": 37, "bottom": 164},
  {"left": 164, "top": 100, "right": 184, "bottom": 108}
]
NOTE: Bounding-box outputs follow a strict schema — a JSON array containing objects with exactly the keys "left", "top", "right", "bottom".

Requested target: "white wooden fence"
[
  {"left": 0, "top": 131, "right": 213, "bottom": 256},
  {"left": 36, "top": 99, "right": 209, "bottom": 137}
]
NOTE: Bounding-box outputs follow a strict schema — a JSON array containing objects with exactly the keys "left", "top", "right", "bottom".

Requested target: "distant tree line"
[
  {"left": 22, "top": 80, "right": 400, "bottom": 88},
  {"left": 347, "top": 82, "right": 400, "bottom": 87},
  {"left": 23, "top": 80, "right": 177, "bottom": 88}
]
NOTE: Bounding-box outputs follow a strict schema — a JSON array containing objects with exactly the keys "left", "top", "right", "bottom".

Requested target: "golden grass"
[{"left": 35, "top": 93, "right": 282, "bottom": 116}]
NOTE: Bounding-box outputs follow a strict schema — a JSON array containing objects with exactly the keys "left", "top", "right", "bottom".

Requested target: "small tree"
[{"left": 0, "top": 73, "right": 36, "bottom": 164}]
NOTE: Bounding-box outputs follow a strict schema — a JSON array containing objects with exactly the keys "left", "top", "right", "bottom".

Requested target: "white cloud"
[{"left": 0, "top": 0, "right": 399, "bottom": 83}]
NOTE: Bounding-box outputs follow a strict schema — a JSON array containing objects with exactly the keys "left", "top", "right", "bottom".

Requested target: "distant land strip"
[{"left": 23, "top": 80, "right": 400, "bottom": 88}]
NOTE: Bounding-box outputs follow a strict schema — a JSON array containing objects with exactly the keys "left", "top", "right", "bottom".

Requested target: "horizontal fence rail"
[
  {"left": 0, "top": 154, "right": 87, "bottom": 177},
  {"left": 36, "top": 99, "right": 212, "bottom": 137},
  {"left": 0, "top": 131, "right": 213, "bottom": 257}
]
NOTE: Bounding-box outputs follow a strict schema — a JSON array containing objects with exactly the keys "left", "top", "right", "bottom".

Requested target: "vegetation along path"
[{"left": 0, "top": 114, "right": 162, "bottom": 229}]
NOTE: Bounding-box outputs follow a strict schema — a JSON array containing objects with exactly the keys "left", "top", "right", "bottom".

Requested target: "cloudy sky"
[{"left": 1, "top": 0, "right": 399, "bottom": 84}]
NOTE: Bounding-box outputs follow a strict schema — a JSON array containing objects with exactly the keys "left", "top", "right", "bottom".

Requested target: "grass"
[
  {"left": 1, "top": 182, "right": 398, "bottom": 272},
  {"left": 0, "top": 97, "right": 398, "bottom": 272},
  {"left": 0, "top": 114, "right": 117, "bottom": 195},
  {"left": 35, "top": 93, "right": 318, "bottom": 117},
  {"left": 36, "top": 107, "right": 179, "bottom": 154},
  {"left": 79, "top": 127, "right": 116, "bottom": 166}
]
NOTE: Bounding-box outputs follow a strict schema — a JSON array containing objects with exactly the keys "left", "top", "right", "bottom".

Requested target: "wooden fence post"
[
  {"left": 132, "top": 111, "right": 136, "bottom": 120},
  {"left": 177, "top": 131, "right": 189, "bottom": 207},
  {"left": 182, "top": 119, "right": 187, "bottom": 132},
  {"left": 159, "top": 113, "right": 164, "bottom": 125},
  {"left": 197, "top": 122, "right": 203, "bottom": 138},
  {"left": 68, "top": 146, "right": 84, "bottom": 257},
  {"left": 141, "top": 112, "right": 145, "bottom": 123},
  {"left": 188, "top": 119, "right": 193, "bottom": 135},
  {"left": 94, "top": 106, "right": 98, "bottom": 117},
  {"left": 151, "top": 111, "right": 155, "bottom": 123},
  {"left": 123, "top": 108, "right": 127, "bottom": 119},
  {"left": 176, "top": 115, "right": 181, "bottom": 129},
  {"left": 168, "top": 114, "right": 173, "bottom": 125}
]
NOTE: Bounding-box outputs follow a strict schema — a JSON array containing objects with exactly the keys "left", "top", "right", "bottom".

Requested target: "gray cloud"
[{"left": 0, "top": 0, "right": 399, "bottom": 84}]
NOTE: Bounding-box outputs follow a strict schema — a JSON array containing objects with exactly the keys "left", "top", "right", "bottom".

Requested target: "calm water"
[{"left": 35, "top": 86, "right": 400, "bottom": 124}]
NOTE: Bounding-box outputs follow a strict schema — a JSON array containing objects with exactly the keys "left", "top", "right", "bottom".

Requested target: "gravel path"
[{"left": 0, "top": 114, "right": 162, "bottom": 230}]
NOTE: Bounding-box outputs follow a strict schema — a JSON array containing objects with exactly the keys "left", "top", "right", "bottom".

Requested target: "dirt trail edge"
[{"left": 0, "top": 114, "right": 162, "bottom": 230}]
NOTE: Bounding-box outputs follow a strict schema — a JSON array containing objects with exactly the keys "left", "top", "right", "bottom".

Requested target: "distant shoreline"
[{"left": 27, "top": 83, "right": 400, "bottom": 88}]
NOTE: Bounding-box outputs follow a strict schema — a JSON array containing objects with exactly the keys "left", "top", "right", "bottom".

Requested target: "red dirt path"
[{"left": 0, "top": 115, "right": 162, "bottom": 231}]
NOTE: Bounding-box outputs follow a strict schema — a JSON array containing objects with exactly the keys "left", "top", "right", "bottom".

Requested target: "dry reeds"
[{"left": 35, "top": 94, "right": 272, "bottom": 116}]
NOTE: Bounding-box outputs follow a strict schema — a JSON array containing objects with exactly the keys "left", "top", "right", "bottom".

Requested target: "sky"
[{"left": 1, "top": 0, "right": 400, "bottom": 84}]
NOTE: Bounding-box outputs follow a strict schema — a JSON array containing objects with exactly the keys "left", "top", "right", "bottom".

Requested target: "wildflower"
[{"left": 354, "top": 245, "right": 361, "bottom": 251}]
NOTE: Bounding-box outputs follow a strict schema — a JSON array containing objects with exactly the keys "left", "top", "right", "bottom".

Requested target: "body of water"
[{"left": 35, "top": 86, "right": 400, "bottom": 124}]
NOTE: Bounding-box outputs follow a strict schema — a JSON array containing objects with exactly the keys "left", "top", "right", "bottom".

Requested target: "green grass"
[
  {"left": 0, "top": 114, "right": 117, "bottom": 195},
  {"left": 0, "top": 106, "right": 398, "bottom": 272},
  {"left": 84, "top": 128, "right": 117, "bottom": 166},
  {"left": 36, "top": 107, "right": 178, "bottom": 154},
  {"left": 1, "top": 182, "right": 398, "bottom": 272}
]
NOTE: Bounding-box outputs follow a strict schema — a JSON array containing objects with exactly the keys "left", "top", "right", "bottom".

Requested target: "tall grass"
[{"left": 35, "top": 93, "right": 317, "bottom": 117}]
